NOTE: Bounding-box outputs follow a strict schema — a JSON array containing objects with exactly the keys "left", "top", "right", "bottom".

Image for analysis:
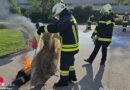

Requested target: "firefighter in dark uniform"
[
  {"left": 36, "top": 3, "right": 79, "bottom": 87},
  {"left": 122, "top": 12, "right": 129, "bottom": 32},
  {"left": 87, "top": 15, "right": 94, "bottom": 30},
  {"left": 84, "top": 4, "right": 115, "bottom": 65}
]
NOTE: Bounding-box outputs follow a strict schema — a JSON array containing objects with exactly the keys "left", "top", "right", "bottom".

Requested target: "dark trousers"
[
  {"left": 88, "top": 22, "right": 91, "bottom": 30},
  {"left": 123, "top": 23, "right": 128, "bottom": 32},
  {"left": 88, "top": 40, "right": 111, "bottom": 63},
  {"left": 60, "top": 52, "right": 76, "bottom": 82}
]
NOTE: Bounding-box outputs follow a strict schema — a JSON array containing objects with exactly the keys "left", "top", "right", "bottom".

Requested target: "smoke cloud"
[{"left": 0, "top": 0, "right": 36, "bottom": 39}]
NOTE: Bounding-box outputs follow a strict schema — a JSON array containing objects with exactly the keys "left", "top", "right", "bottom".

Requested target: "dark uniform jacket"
[
  {"left": 92, "top": 14, "right": 115, "bottom": 42},
  {"left": 39, "top": 9, "right": 79, "bottom": 53}
]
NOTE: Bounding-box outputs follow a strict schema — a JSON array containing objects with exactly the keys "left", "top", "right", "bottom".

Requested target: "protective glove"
[
  {"left": 35, "top": 23, "right": 44, "bottom": 35},
  {"left": 91, "top": 35, "right": 94, "bottom": 39},
  {"left": 37, "top": 26, "right": 45, "bottom": 35},
  {"left": 91, "top": 33, "right": 96, "bottom": 39}
]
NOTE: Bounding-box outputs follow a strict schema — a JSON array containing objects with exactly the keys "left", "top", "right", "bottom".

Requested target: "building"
[{"left": 64, "top": 0, "right": 130, "bottom": 14}]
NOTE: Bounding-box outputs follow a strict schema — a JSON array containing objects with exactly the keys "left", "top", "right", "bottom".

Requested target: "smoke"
[
  {"left": 0, "top": 0, "right": 10, "bottom": 19},
  {"left": 0, "top": 0, "right": 36, "bottom": 39}
]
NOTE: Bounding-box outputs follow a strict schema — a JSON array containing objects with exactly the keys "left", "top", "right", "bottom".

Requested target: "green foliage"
[
  {"left": 0, "top": 29, "right": 25, "bottom": 57},
  {"left": 16, "top": 7, "right": 22, "bottom": 15},
  {"left": 71, "top": 4, "right": 101, "bottom": 23},
  {"left": 73, "top": 5, "right": 85, "bottom": 23},
  {"left": 10, "top": 0, "right": 22, "bottom": 15},
  {"left": 28, "top": 0, "right": 58, "bottom": 23},
  {"left": 114, "top": 0, "right": 130, "bottom": 5},
  {"left": 0, "top": 24, "right": 6, "bottom": 29}
]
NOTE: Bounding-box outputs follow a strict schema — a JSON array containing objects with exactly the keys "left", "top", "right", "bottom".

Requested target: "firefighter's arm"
[
  {"left": 37, "top": 23, "right": 59, "bottom": 35},
  {"left": 37, "top": 22, "right": 67, "bottom": 35},
  {"left": 91, "top": 23, "right": 98, "bottom": 38}
]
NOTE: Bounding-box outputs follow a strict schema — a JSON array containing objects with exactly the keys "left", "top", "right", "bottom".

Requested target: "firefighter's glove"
[
  {"left": 36, "top": 22, "right": 43, "bottom": 29},
  {"left": 91, "top": 35, "right": 94, "bottom": 39},
  {"left": 37, "top": 26, "right": 45, "bottom": 35},
  {"left": 91, "top": 33, "right": 96, "bottom": 39}
]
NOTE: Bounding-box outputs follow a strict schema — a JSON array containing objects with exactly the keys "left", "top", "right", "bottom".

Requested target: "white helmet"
[
  {"left": 52, "top": 3, "right": 66, "bottom": 16},
  {"left": 100, "top": 4, "right": 112, "bottom": 14}
]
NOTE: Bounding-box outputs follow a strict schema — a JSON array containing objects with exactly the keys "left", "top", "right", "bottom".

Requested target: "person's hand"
[
  {"left": 91, "top": 35, "right": 94, "bottom": 39},
  {"left": 35, "top": 22, "right": 44, "bottom": 29},
  {"left": 37, "top": 26, "right": 44, "bottom": 35}
]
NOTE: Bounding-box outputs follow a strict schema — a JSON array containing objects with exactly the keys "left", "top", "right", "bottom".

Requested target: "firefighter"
[
  {"left": 36, "top": 3, "right": 79, "bottom": 87},
  {"left": 87, "top": 15, "right": 94, "bottom": 30},
  {"left": 84, "top": 4, "right": 115, "bottom": 65},
  {"left": 122, "top": 12, "right": 129, "bottom": 32}
]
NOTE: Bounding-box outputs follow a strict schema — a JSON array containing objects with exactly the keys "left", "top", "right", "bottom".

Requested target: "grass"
[{"left": 0, "top": 29, "right": 25, "bottom": 57}]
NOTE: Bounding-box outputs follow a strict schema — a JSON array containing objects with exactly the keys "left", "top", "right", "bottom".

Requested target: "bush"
[
  {"left": 0, "top": 24, "right": 6, "bottom": 29},
  {"left": 73, "top": 5, "right": 85, "bottom": 23},
  {"left": 10, "top": 0, "right": 21, "bottom": 15},
  {"left": 71, "top": 4, "right": 101, "bottom": 23},
  {"left": 15, "top": 7, "right": 22, "bottom": 15},
  {"left": 92, "top": 9, "right": 101, "bottom": 21}
]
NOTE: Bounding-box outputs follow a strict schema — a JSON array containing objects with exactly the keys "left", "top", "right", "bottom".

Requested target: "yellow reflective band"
[
  {"left": 44, "top": 26, "right": 49, "bottom": 33},
  {"left": 98, "top": 37, "right": 112, "bottom": 42},
  {"left": 61, "top": 47, "right": 79, "bottom": 52},
  {"left": 106, "top": 20, "right": 112, "bottom": 25},
  {"left": 99, "top": 21, "right": 106, "bottom": 23},
  {"left": 123, "top": 21, "right": 128, "bottom": 23},
  {"left": 99, "top": 20, "right": 115, "bottom": 25},
  {"left": 96, "top": 23, "right": 98, "bottom": 26},
  {"left": 69, "top": 66, "right": 75, "bottom": 69},
  {"left": 94, "top": 30, "right": 97, "bottom": 33},
  {"left": 70, "top": 18, "right": 77, "bottom": 24},
  {"left": 113, "top": 22, "right": 115, "bottom": 25},
  {"left": 60, "top": 36, "right": 79, "bottom": 49},
  {"left": 88, "top": 20, "right": 91, "bottom": 22},
  {"left": 60, "top": 36, "right": 63, "bottom": 44},
  {"left": 60, "top": 70, "right": 69, "bottom": 74},
  {"left": 123, "top": 27, "right": 127, "bottom": 29},
  {"left": 72, "top": 25, "right": 78, "bottom": 43}
]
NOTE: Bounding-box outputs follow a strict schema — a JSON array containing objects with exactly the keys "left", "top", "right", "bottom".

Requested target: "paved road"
[{"left": 0, "top": 25, "right": 130, "bottom": 90}]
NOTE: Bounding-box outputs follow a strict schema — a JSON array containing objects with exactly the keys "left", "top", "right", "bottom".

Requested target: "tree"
[
  {"left": 73, "top": 5, "right": 85, "bottom": 23},
  {"left": 28, "top": 0, "right": 58, "bottom": 23},
  {"left": 114, "top": 0, "right": 130, "bottom": 5},
  {"left": 9, "top": 0, "right": 22, "bottom": 15}
]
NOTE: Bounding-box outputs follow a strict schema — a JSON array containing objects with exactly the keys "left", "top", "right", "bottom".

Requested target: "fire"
[{"left": 22, "top": 55, "right": 31, "bottom": 71}]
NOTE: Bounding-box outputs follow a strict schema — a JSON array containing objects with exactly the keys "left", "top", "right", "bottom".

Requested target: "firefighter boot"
[
  {"left": 54, "top": 76, "right": 68, "bottom": 87},
  {"left": 84, "top": 59, "right": 93, "bottom": 64},
  {"left": 88, "top": 26, "right": 91, "bottom": 30},
  {"left": 123, "top": 29, "right": 126, "bottom": 32},
  {"left": 100, "top": 59, "right": 106, "bottom": 66},
  {"left": 69, "top": 71, "right": 77, "bottom": 81},
  {"left": 124, "top": 29, "right": 126, "bottom": 32}
]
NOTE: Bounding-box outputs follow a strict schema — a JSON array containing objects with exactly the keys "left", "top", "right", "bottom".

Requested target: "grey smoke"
[
  {"left": 0, "top": 0, "right": 36, "bottom": 39},
  {"left": 0, "top": 0, "right": 10, "bottom": 19}
]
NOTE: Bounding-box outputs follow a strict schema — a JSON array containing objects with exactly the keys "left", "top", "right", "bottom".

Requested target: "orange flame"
[{"left": 22, "top": 55, "right": 31, "bottom": 71}]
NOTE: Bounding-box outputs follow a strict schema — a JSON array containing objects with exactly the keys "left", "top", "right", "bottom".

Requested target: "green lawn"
[{"left": 0, "top": 29, "right": 25, "bottom": 57}]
